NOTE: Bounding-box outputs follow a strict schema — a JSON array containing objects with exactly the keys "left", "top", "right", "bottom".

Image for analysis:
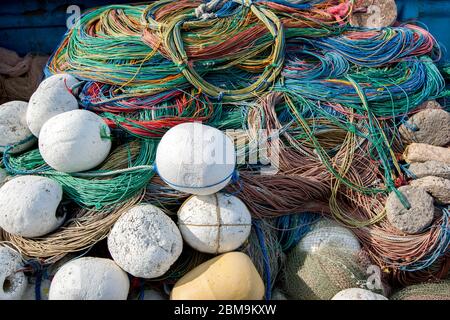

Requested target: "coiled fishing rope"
[
  {"left": 3, "top": 140, "right": 155, "bottom": 209},
  {"left": 7, "top": 0, "right": 443, "bottom": 283}
]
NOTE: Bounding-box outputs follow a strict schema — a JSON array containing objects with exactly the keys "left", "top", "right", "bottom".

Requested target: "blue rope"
[
  {"left": 215, "top": 0, "right": 241, "bottom": 17},
  {"left": 302, "top": 26, "right": 440, "bottom": 67},
  {"left": 228, "top": 170, "right": 244, "bottom": 196},
  {"left": 280, "top": 58, "right": 444, "bottom": 114},
  {"left": 255, "top": 0, "right": 320, "bottom": 10},
  {"left": 253, "top": 220, "right": 271, "bottom": 300},
  {"left": 34, "top": 272, "right": 42, "bottom": 301},
  {"left": 400, "top": 206, "right": 450, "bottom": 272},
  {"left": 138, "top": 278, "right": 145, "bottom": 300},
  {"left": 400, "top": 163, "right": 418, "bottom": 180},
  {"left": 400, "top": 118, "right": 419, "bottom": 132},
  {"left": 23, "top": 260, "right": 44, "bottom": 300},
  {"left": 277, "top": 213, "right": 320, "bottom": 252}
]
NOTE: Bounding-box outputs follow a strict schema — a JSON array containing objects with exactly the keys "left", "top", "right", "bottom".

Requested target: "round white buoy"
[
  {"left": 155, "top": 122, "right": 236, "bottom": 195},
  {"left": 27, "top": 74, "right": 80, "bottom": 137},
  {"left": 39, "top": 109, "right": 112, "bottom": 173},
  {"left": 177, "top": 193, "right": 252, "bottom": 254},
  {"left": 49, "top": 257, "right": 129, "bottom": 300},
  {"left": 0, "top": 175, "right": 64, "bottom": 238},
  {"left": 0, "top": 246, "right": 27, "bottom": 300},
  {"left": 108, "top": 204, "right": 183, "bottom": 279},
  {"left": 296, "top": 218, "right": 361, "bottom": 254},
  {"left": 332, "top": 288, "right": 388, "bottom": 300},
  {"left": 0, "top": 101, "right": 35, "bottom": 154}
]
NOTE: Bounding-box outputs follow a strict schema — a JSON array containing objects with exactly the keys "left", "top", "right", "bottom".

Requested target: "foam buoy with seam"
[
  {"left": 177, "top": 193, "right": 252, "bottom": 254},
  {"left": 155, "top": 122, "right": 236, "bottom": 195}
]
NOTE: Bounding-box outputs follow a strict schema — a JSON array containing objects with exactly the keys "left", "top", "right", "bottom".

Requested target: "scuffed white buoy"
[
  {"left": 0, "top": 246, "right": 27, "bottom": 300},
  {"left": 27, "top": 74, "right": 79, "bottom": 137},
  {"left": 385, "top": 185, "right": 434, "bottom": 234},
  {"left": 332, "top": 288, "right": 388, "bottom": 300},
  {"left": 155, "top": 122, "right": 236, "bottom": 195},
  {"left": 49, "top": 257, "right": 129, "bottom": 300},
  {"left": 0, "top": 175, "right": 64, "bottom": 238},
  {"left": 0, "top": 101, "right": 35, "bottom": 154},
  {"left": 297, "top": 218, "right": 361, "bottom": 254},
  {"left": 410, "top": 176, "right": 450, "bottom": 205},
  {"left": 39, "top": 109, "right": 112, "bottom": 173},
  {"left": 408, "top": 161, "right": 450, "bottom": 180},
  {"left": 177, "top": 193, "right": 252, "bottom": 254},
  {"left": 399, "top": 108, "right": 450, "bottom": 147},
  {"left": 404, "top": 143, "right": 450, "bottom": 165},
  {"left": 108, "top": 204, "right": 183, "bottom": 279}
]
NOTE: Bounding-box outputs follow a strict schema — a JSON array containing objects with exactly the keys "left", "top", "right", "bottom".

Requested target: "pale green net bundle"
[
  {"left": 282, "top": 246, "right": 369, "bottom": 300},
  {"left": 390, "top": 281, "right": 450, "bottom": 300}
]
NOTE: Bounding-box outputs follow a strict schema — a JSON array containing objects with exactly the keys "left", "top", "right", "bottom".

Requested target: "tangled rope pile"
[{"left": 1, "top": 0, "right": 449, "bottom": 290}]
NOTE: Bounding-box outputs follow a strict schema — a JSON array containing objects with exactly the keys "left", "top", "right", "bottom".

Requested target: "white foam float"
[
  {"left": 108, "top": 204, "right": 183, "bottom": 279},
  {"left": 0, "top": 175, "right": 64, "bottom": 238},
  {"left": 155, "top": 122, "right": 236, "bottom": 195},
  {"left": 27, "top": 74, "right": 80, "bottom": 137},
  {"left": 0, "top": 246, "right": 27, "bottom": 300},
  {"left": 178, "top": 193, "right": 252, "bottom": 254},
  {"left": 49, "top": 257, "right": 129, "bottom": 300},
  {"left": 0, "top": 101, "right": 35, "bottom": 154},
  {"left": 39, "top": 109, "right": 112, "bottom": 173}
]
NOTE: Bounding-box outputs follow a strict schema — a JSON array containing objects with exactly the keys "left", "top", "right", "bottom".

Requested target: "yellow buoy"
[{"left": 171, "top": 252, "right": 264, "bottom": 300}]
